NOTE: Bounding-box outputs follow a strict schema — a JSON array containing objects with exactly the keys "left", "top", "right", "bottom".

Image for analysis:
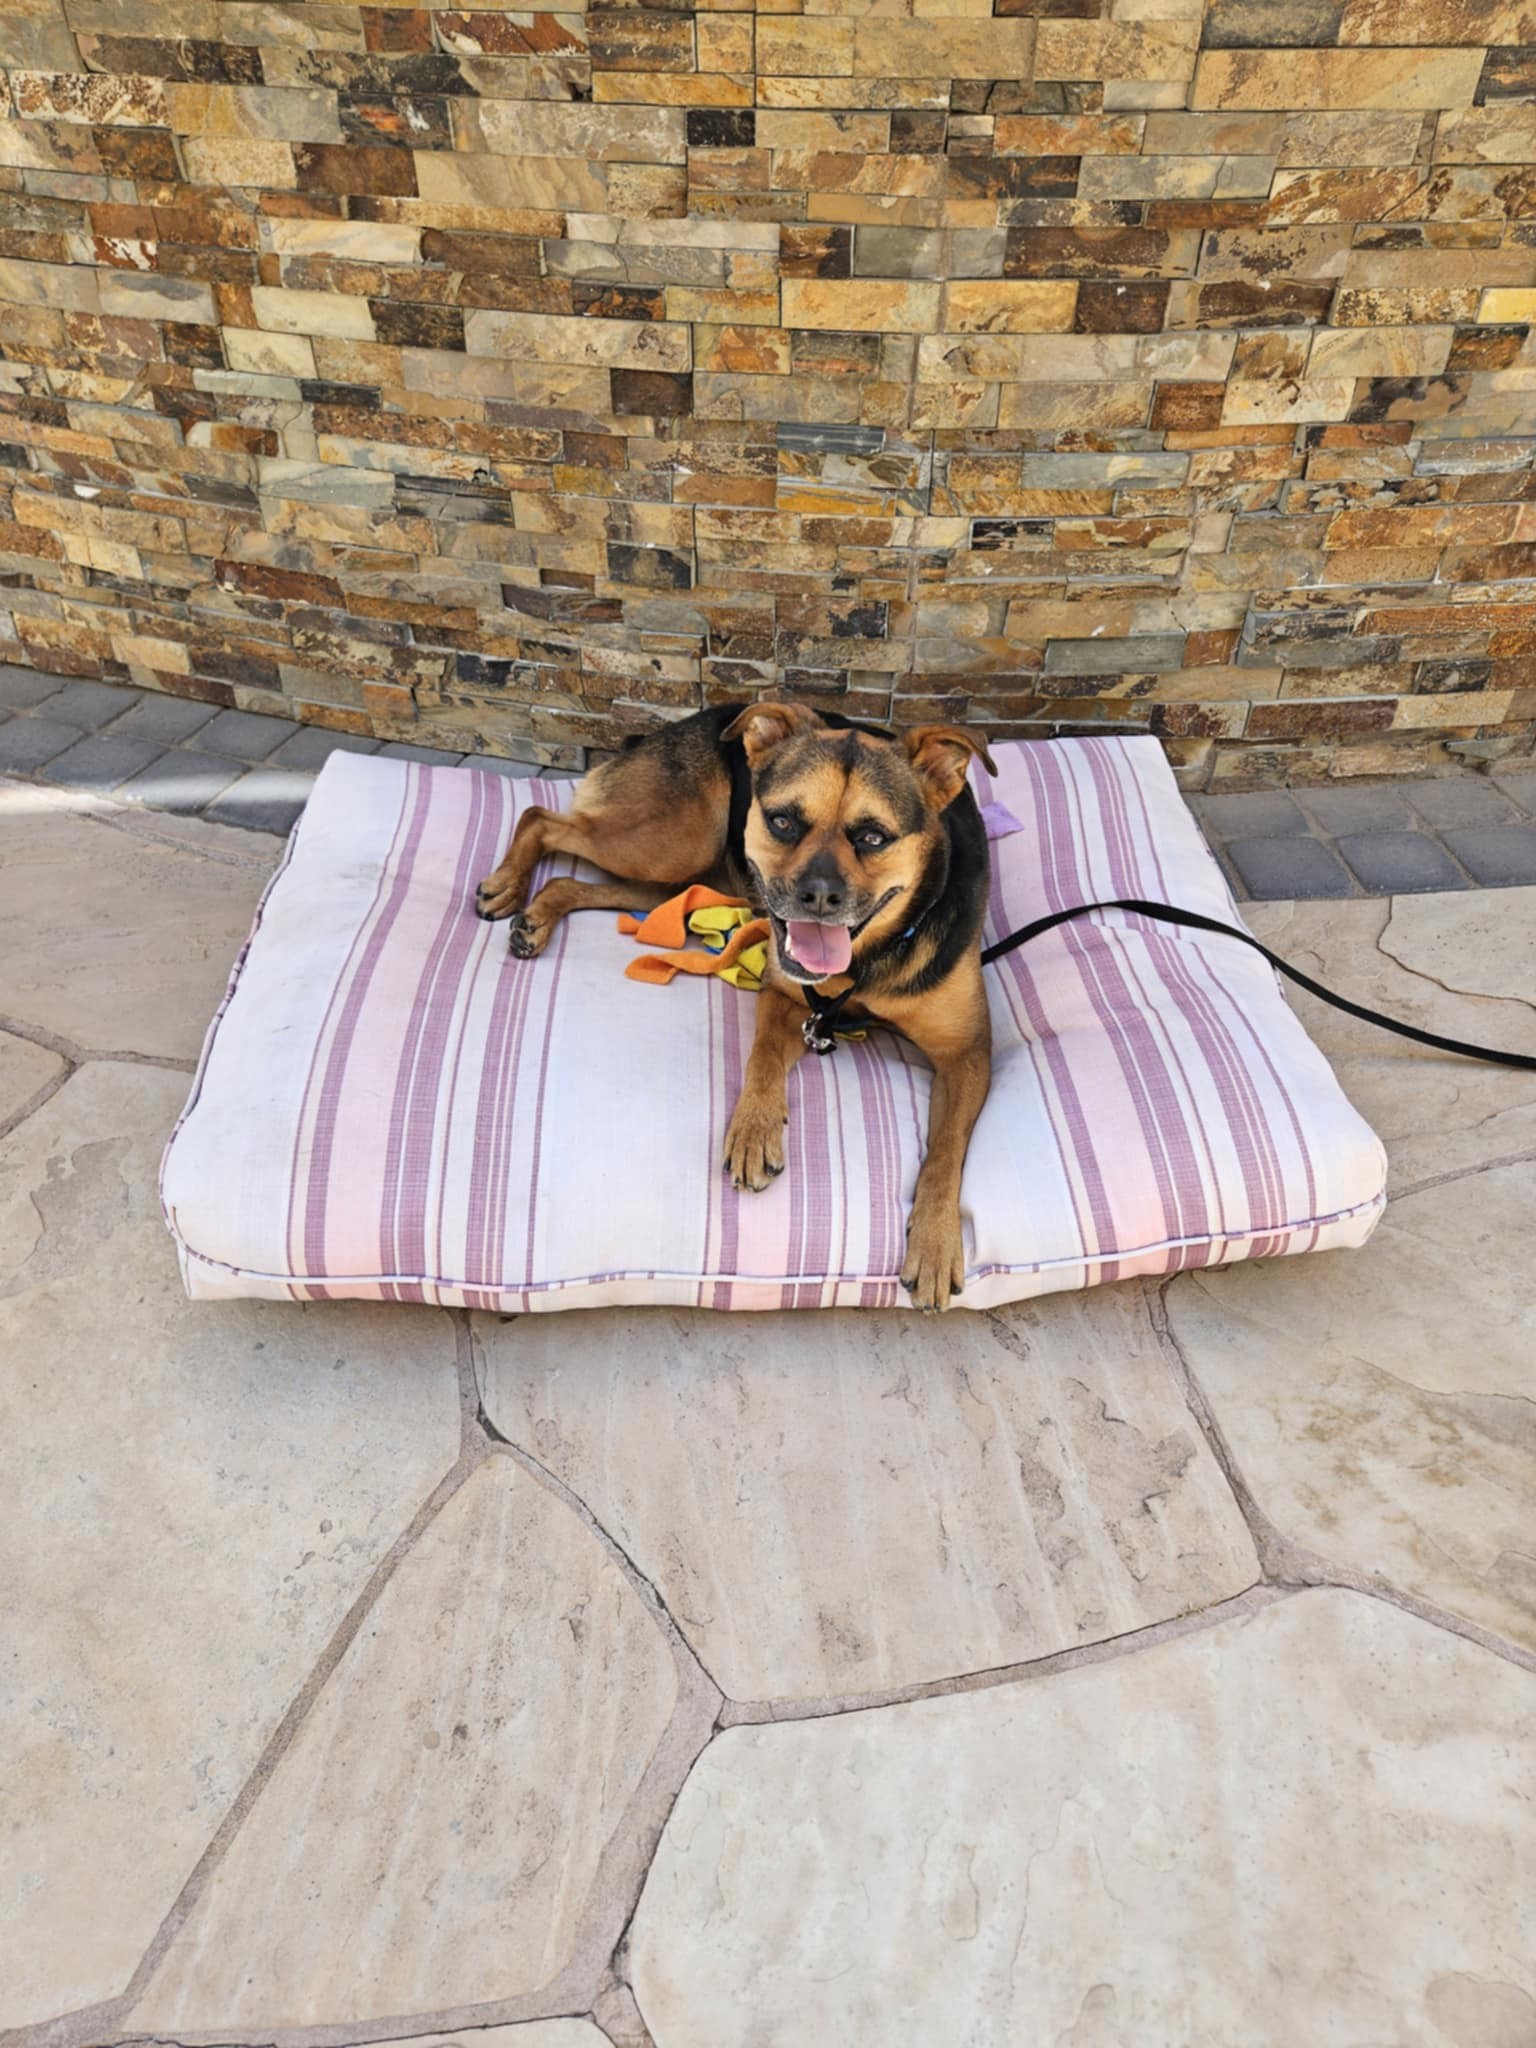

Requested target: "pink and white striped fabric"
[{"left": 161, "top": 737, "right": 1387, "bottom": 1312}]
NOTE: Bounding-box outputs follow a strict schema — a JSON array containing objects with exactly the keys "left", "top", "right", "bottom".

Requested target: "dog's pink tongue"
[{"left": 786, "top": 920, "right": 852, "bottom": 978}]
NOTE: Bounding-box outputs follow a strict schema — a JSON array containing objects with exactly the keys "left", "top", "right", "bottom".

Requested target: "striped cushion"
[{"left": 161, "top": 737, "right": 1386, "bottom": 1312}]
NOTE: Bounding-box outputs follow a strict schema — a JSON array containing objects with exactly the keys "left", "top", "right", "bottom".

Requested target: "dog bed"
[{"left": 160, "top": 736, "right": 1387, "bottom": 1312}]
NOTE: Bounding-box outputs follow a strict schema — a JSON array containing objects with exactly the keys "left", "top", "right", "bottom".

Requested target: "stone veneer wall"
[{"left": 1, "top": 3, "right": 1534, "bottom": 785}]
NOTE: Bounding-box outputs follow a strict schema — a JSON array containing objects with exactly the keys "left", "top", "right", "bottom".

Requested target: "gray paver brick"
[
  {"left": 0, "top": 664, "right": 64, "bottom": 711},
  {"left": 1492, "top": 768, "right": 1536, "bottom": 818},
  {"left": 1439, "top": 826, "right": 1536, "bottom": 888},
  {"left": 0, "top": 715, "right": 88, "bottom": 773},
  {"left": 1188, "top": 791, "right": 1309, "bottom": 840},
  {"left": 108, "top": 694, "right": 221, "bottom": 745},
  {"left": 45, "top": 733, "right": 164, "bottom": 794},
  {"left": 45, "top": 680, "right": 144, "bottom": 731},
  {"left": 1404, "top": 776, "right": 1519, "bottom": 829},
  {"left": 377, "top": 741, "right": 468, "bottom": 766},
  {"left": 198, "top": 708, "right": 302, "bottom": 762},
  {"left": 116, "top": 749, "right": 244, "bottom": 814},
  {"left": 1226, "top": 835, "right": 1355, "bottom": 900},
  {"left": 268, "top": 728, "right": 382, "bottom": 771},
  {"left": 1297, "top": 785, "right": 1418, "bottom": 834},
  {"left": 1335, "top": 831, "right": 1468, "bottom": 895},
  {"left": 204, "top": 767, "right": 316, "bottom": 835},
  {"left": 464, "top": 754, "right": 542, "bottom": 780}
]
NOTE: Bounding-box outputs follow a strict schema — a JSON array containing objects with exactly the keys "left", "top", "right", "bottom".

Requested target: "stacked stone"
[{"left": 0, "top": 0, "right": 1533, "bottom": 785}]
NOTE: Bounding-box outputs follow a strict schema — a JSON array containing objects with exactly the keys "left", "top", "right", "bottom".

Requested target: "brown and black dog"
[{"left": 475, "top": 701, "right": 996, "bottom": 1309}]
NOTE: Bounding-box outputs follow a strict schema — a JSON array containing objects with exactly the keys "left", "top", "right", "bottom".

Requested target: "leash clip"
[{"left": 802, "top": 1013, "right": 839, "bottom": 1056}]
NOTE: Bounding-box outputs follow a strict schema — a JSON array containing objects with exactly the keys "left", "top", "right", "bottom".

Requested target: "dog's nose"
[{"left": 796, "top": 871, "right": 844, "bottom": 917}]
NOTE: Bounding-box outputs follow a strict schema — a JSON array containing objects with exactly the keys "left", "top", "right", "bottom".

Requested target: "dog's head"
[{"left": 722, "top": 703, "right": 996, "bottom": 984}]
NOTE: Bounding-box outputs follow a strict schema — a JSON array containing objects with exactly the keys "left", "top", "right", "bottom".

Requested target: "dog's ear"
[
  {"left": 904, "top": 726, "right": 997, "bottom": 809},
  {"left": 722, "top": 701, "right": 820, "bottom": 764}
]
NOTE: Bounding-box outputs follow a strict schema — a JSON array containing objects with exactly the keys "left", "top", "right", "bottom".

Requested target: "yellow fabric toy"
[
  {"left": 681, "top": 902, "right": 771, "bottom": 989},
  {"left": 617, "top": 887, "right": 770, "bottom": 988}
]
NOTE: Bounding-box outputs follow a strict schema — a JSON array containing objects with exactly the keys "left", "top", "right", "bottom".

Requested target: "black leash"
[{"left": 803, "top": 896, "right": 1536, "bottom": 1072}]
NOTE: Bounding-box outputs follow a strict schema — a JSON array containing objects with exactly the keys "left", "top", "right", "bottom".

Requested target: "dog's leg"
[
  {"left": 723, "top": 988, "right": 809, "bottom": 1192},
  {"left": 476, "top": 804, "right": 561, "bottom": 922},
  {"left": 896, "top": 981, "right": 991, "bottom": 1311},
  {"left": 503, "top": 877, "right": 674, "bottom": 958},
  {"left": 477, "top": 807, "right": 678, "bottom": 933},
  {"left": 478, "top": 754, "right": 730, "bottom": 931}
]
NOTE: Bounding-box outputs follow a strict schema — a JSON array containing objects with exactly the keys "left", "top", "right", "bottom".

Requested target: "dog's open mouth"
[
  {"left": 770, "top": 890, "right": 900, "bottom": 983},
  {"left": 779, "top": 917, "right": 853, "bottom": 979}
]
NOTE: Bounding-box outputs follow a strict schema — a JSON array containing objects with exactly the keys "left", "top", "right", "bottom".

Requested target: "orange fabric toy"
[{"left": 618, "top": 886, "right": 770, "bottom": 986}]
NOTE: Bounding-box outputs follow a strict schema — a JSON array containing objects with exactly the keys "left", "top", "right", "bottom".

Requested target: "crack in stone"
[
  {"left": 1377, "top": 907, "right": 1536, "bottom": 1023},
  {"left": 1337, "top": 1338, "right": 1536, "bottom": 1425},
  {"left": 1393, "top": 1145, "right": 1536, "bottom": 1202},
  {"left": 481, "top": 1400, "right": 722, "bottom": 1703},
  {"left": 449, "top": 1310, "right": 488, "bottom": 1463},
  {"left": 459, "top": 1319, "right": 514, "bottom": 1454},
  {"left": 1175, "top": 1262, "right": 1532, "bottom": 1424},
  {"left": 718, "top": 1584, "right": 1290, "bottom": 1726}
]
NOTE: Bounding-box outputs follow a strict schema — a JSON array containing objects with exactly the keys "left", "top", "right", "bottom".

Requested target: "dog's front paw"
[
  {"left": 723, "top": 1095, "right": 786, "bottom": 1192},
  {"left": 475, "top": 863, "right": 526, "bottom": 922},
  {"left": 901, "top": 1204, "right": 966, "bottom": 1312}
]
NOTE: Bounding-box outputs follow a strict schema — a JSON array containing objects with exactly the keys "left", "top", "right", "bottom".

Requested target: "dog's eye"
[
  {"left": 854, "top": 827, "right": 890, "bottom": 853},
  {"left": 765, "top": 810, "right": 799, "bottom": 841}
]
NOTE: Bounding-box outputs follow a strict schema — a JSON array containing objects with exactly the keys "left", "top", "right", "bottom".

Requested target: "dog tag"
[{"left": 802, "top": 1014, "right": 838, "bottom": 1056}]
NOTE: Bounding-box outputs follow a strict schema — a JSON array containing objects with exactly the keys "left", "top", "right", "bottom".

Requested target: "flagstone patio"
[{"left": 2, "top": 771, "right": 1533, "bottom": 2048}]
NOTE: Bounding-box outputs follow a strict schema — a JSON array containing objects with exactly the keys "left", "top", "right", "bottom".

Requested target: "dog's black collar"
[{"left": 802, "top": 980, "right": 861, "bottom": 1056}]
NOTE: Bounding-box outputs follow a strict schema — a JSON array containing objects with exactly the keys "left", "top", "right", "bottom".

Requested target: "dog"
[{"left": 475, "top": 702, "right": 996, "bottom": 1310}]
